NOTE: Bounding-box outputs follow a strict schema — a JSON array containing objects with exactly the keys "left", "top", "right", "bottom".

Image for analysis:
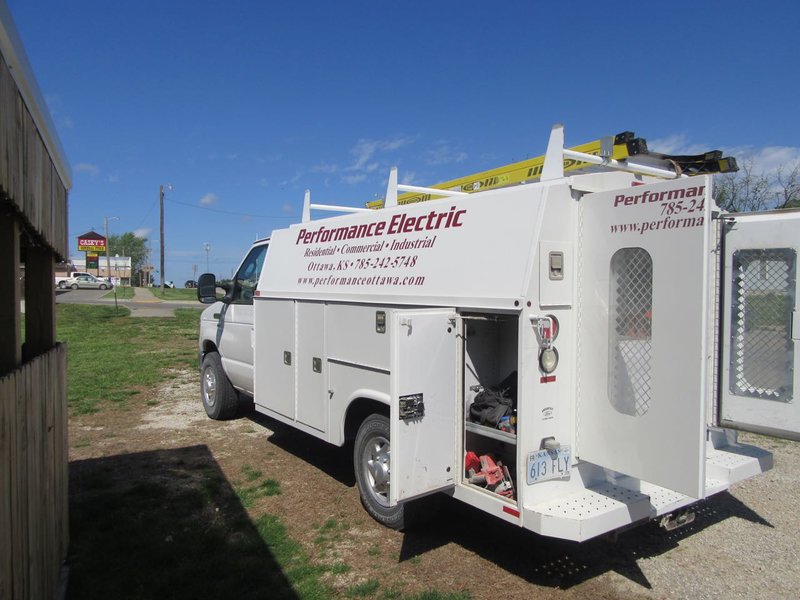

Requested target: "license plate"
[{"left": 526, "top": 446, "right": 571, "bottom": 484}]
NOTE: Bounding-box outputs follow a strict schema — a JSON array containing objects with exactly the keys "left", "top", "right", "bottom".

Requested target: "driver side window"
[{"left": 232, "top": 244, "right": 268, "bottom": 305}]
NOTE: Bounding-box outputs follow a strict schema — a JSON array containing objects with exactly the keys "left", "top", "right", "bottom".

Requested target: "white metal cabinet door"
[
  {"left": 296, "top": 301, "right": 326, "bottom": 433},
  {"left": 576, "top": 177, "right": 712, "bottom": 499},
  {"left": 720, "top": 211, "right": 800, "bottom": 440},
  {"left": 389, "top": 309, "right": 458, "bottom": 505},
  {"left": 253, "top": 298, "right": 295, "bottom": 419}
]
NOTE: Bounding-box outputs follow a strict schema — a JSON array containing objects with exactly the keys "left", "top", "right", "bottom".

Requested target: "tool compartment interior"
[{"left": 462, "top": 313, "right": 519, "bottom": 501}]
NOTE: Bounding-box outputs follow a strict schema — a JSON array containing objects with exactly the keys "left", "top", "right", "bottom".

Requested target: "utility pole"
[
  {"left": 203, "top": 242, "right": 211, "bottom": 273},
  {"left": 159, "top": 183, "right": 173, "bottom": 294},
  {"left": 104, "top": 216, "right": 118, "bottom": 284},
  {"left": 159, "top": 185, "right": 165, "bottom": 294}
]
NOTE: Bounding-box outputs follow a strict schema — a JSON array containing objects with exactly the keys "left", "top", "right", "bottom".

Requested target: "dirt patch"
[{"left": 68, "top": 370, "right": 800, "bottom": 599}]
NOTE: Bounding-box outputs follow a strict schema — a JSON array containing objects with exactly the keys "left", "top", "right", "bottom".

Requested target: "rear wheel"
[
  {"left": 354, "top": 413, "right": 439, "bottom": 530},
  {"left": 201, "top": 352, "right": 239, "bottom": 420}
]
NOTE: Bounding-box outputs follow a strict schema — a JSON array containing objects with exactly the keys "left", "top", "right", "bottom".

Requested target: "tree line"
[
  {"left": 714, "top": 160, "right": 800, "bottom": 212},
  {"left": 106, "top": 232, "right": 151, "bottom": 285}
]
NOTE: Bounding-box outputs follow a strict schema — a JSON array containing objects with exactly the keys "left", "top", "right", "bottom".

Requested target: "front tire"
[
  {"left": 70, "top": 283, "right": 78, "bottom": 290},
  {"left": 99, "top": 284, "right": 107, "bottom": 290},
  {"left": 201, "top": 352, "right": 239, "bottom": 420}
]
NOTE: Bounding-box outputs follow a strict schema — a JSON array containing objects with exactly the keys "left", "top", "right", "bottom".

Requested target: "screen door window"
[
  {"left": 729, "top": 248, "right": 796, "bottom": 402},
  {"left": 609, "top": 247, "right": 653, "bottom": 417}
]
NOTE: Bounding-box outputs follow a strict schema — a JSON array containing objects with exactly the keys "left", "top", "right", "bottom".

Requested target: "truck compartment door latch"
[{"left": 398, "top": 393, "right": 424, "bottom": 421}]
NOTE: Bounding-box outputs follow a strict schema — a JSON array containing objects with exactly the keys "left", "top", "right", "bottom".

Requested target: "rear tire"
[
  {"left": 353, "top": 413, "right": 437, "bottom": 530},
  {"left": 201, "top": 352, "right": 239, "bottom": 420}
]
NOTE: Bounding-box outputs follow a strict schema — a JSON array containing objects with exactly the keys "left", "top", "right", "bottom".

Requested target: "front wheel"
[
  {"left": 70, "top": 283, "right": 78, "bottom": 290},
  {"left": 200, "top": 352, "right": 239, "bottom": 420}
]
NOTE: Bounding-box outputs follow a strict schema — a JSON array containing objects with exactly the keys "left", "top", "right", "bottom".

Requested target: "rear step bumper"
[{"left": 522, "top": 441, "right": 772, "bottom": 542}]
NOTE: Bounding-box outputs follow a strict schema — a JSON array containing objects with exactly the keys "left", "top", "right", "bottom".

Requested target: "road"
[{"left": 55, "top": 287, "right": 201, "bottom": 316}]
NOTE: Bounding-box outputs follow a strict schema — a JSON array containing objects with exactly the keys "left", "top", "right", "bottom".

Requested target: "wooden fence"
[{"left": 0, "top": 344, "right": 69, "bottom": 600}]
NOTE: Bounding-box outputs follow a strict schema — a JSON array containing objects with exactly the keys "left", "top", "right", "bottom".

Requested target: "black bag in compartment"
[{"left": 469, "top": 371, "right": 517, "bottom": 427}]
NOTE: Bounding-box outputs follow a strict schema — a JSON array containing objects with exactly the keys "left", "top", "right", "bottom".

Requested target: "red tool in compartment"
[{"left": 465, "top": 451, "right": 515, "bottom": 499}]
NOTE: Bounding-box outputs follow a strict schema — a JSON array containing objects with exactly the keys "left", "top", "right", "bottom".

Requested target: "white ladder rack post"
[
  {"left": 386, "top": 165, "right": 469, "bottom": 203},
  {"left": 301, "top": 189, "right": 373, "bottom": 223},
  {"left": 541, "top": 123, "right": 685, "bottom": 181}
]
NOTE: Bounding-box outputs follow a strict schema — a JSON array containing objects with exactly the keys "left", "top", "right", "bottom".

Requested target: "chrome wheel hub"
[{"left": 362, "top": 435, "right": 390, "bottom": 507}]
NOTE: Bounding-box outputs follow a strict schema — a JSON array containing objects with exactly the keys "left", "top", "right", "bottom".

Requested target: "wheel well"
[
  {"left": 202, "top": 340, "right": 218, "bottom": 355},
  {"left": 344, "top": 398, "right": 389, "bottom": 442}
]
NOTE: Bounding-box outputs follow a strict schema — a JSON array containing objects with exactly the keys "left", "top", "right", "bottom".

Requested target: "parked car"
[
  {"left": 163, "top": 280, "right": 176, "bottom": 289},
  {"left": 56, "top": 271, "right": 94, "bottom": 288},
  {"left": 68, "top": 275, "right": 113, "bottom": 290},
  {"left": 184, "top": 280, "right": 197, "bottom": 288}
]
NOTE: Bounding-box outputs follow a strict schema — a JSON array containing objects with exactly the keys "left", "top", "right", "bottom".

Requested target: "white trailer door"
[
  {"left": 389, "top": 309, "right": 457, "bottom": 505},
  {"left": 719, "top": 210, "right": 800, "bottom": 441},
  {"left": 577, "top": 177, "right": 712, "bottom": 499}
]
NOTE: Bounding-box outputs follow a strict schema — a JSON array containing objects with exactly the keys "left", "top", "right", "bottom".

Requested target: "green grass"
[
  {"left": 57, "top": 304, "right": 200, "bottom": 414},
  {"left": 156, "top": 287, "right": 200, "bottom": 301},
  {"left": 242, "top": 464, "right": 264, "bottom": 482},
  {"left": 347, "top": 579, "right": 380, "bottom": 597},
  {"left": 237, "top": 478, "right": 282, "bottom": 508}
]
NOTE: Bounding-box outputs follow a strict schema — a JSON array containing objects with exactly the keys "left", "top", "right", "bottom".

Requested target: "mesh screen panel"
[
  {"left": 730, "top": 248, "right": 796, "bottom": 402},
  {"left": 609, "top": 248, "right": 653, "bottom": 416}
]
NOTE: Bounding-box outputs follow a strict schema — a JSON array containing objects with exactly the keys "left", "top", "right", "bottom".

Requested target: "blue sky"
[{"left": 7, "top": 1, "right": 800, "bottom": 282}]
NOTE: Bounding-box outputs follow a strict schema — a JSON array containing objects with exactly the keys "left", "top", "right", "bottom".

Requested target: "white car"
[
  {"left": 67, "top": 275, "right": 113, "bottom": 290},
  {"left": 56, "top": 271, "right": 94, "bottom": 288}
]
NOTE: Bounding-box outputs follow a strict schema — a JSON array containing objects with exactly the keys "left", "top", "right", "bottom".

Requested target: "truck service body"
[{"left": 198, "top": 126, "right": 800, "bottom": 541}]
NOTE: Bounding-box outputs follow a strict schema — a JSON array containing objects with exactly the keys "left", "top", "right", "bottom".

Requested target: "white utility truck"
[{"left": 198, "top": 125, "right": 800, "bottom": 541}]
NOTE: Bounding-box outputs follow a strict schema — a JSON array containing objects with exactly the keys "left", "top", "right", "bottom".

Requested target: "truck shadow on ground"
[
  {"left": 248, "top": 410, "right": 357, "bottom": 487},
  {"left": 67, "top": 445, "right": 299, "bottom": 600},
  {"left": 401, "top": 492, "right": 772, "bottom": 590},
  {"left": 253, "top": 414, "right": 773, "bottom": 591}
]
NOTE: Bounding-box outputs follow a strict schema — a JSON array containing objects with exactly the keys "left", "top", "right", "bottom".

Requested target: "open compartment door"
[
  {"left": 719, "top": 211, "right": 800, "bottom": 441},
  {"left": 389, "top": 309, "right": 458, "bottom": 505},
  {"left": 576, "top": 177, "right": 713, "bottom": 499}
]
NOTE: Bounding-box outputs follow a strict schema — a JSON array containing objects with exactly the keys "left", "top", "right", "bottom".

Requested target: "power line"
[{"left": 165, "top": 197, "right": 299, "bottom": 219}]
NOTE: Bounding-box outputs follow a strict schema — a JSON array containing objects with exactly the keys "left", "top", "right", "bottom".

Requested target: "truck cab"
[{"left": 197, "top": 238, "right": 269, "bottom": 417}]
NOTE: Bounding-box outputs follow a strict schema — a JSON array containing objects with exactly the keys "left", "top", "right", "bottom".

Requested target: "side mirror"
[{"left": 197, "top": 273, "right": 219, "bottom": 304}]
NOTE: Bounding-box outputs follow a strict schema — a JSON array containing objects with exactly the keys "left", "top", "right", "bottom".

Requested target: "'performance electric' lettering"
[
  {"left": 295, "top": 206, "right": 466, "bottom": 245},
  {"left": 613, "top": 186, "right": 705, "bottom": 208}
]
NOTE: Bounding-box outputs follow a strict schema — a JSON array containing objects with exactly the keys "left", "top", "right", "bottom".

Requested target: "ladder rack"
[{"left": 300, "top": 124, "right": 739, "bottom": 222}]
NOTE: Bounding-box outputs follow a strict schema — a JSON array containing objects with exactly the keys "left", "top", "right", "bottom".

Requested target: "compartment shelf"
[{"left": 465, "top": 421, "right": 516, "bottom": 444}]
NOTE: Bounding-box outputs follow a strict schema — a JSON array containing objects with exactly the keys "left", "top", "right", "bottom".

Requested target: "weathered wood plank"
[
  {"left": 0, "top": 373, "right": 15, "bottom": 600},
  {"left": 11, "top": 362, "right": 28, "bottom": 599},
  {"left": 26, "top": 359, "right": 43, "bottom": 599},
  {"left": 0, "top": 215, "right": 21, "bottom": 374}
]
